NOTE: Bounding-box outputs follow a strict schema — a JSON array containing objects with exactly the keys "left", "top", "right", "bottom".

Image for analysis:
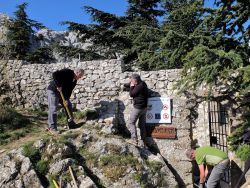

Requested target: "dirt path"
[
  {"left": 0, "top": 112, "right": 50, "bottom": 157},
  {"left": 0, "top": 111, "right": 85, "bottom": 157}
]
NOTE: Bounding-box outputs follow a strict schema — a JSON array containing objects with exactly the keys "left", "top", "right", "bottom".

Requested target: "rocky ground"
[{"left": 0, "top": 116, "right": 179, "bottom": 188}]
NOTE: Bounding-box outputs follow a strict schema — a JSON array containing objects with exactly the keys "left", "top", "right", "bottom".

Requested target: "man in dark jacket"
[
  {"left": 127, "top": 74, "right": 148, "bottom": 147},
  {"left": 47, "top": 68, "right": 84, "bottom": 134}
]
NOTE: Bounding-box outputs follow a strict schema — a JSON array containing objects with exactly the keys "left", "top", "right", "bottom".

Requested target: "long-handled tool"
[
  {"left": 59, "top": 90, "right": 73, "bottom": 122},
  {"left": 69, "top": 166, "right": 78, "bottom": 188},
  {"left": 52, "top": 179, "right": 59, "bottom": 188}
]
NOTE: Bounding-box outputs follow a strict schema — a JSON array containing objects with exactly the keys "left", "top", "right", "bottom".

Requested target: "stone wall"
[{"left": 1, "top": 59, "right": 211, "bottom": 187}]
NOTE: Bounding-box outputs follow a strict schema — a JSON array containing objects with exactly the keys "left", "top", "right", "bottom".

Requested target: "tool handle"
[
  {"left": 52, "top": 180, "right": 59, "bottom": 188},
  {"left": 59, "top": 90, "right": 73, "bottom": 121},
  {"left": 69, "top": 166, "right": 78, "bottom": 188}
]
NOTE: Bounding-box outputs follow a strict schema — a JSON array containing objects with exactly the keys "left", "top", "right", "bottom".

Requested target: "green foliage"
[
  {"left": 99, "top": 154, "right": 139, "bottom": 181},
  {"left": 64, "top": 0, "right": 165, "bottom": 69},
  {"left": 0, "top": 105, "right": 30, "bottom": 131},
  {"left": 58, "top": 132, "right": 79, "bottom": 145},
  {"left": 235, "top": 145, "right": 250, "bottom": 161},
  {"left": 170, "top": 0, "right": 249, "bottom": 162},
  {"left": 99, "top": 154, "right": 138, "bottom": 166},
  {"left": 4, "top": 3, "right": 43, "bottom": 60},
  {"left": 26, "top": 108, "right": 48, "bottom": 117},
  {"left": 36, "top": 160, "right": 49, "bottom": 175},
  {"left": 79, "top": 148, "right": 99, "bottom": 168},
  {"left": 0, "top": 105, "right": 30, "bottom": 144},
  {"left": 74, "top": 111, "right": 87, "bottom": 120},
  {"left": 228, "top": 115, "right": 250, "bottom": 160},
  {"left": 57, "top": 111, "right": 67, "bottom": 126},
  {"left": 214, "top": 0, "right": 250, "bottom": 43},
  {"left": 48, "top": 175, "right": 58, "bottom": 188},
  {"left": 133, "top": 173, "right": 147, "bottom": 188},
  {"left": 23, "top": 142, "right": 40, "bottom": 162},
  {"left": 145, "top": 160, "right": 163, "bottom": 174},
  {"left": 52, "top": 43, "right": 105, "bottom": 61},
  {"left": 26, "top": 47, "right": 55, "bottom": 64},
  {"left": 176, "top": 44, "right": 244, "bottom": 92}
]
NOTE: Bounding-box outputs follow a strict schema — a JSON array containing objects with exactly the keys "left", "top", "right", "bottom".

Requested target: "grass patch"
[
  {"left": 104, "top": 143, "right": 121, "bottom": 154},
  {"left": 36, "top": 159, "right": 49, "bottom": 175},
  {"left": 0, "top": 105, "right": 30, "bottom": 131},
  {"left": 74, "top": 110, "right": 87, "bottom": 120},
  {"left": 102, "top": 165, "right": 127, "bottom": 181},
  {"left": 74, "top": 109, "right": 99, "bottom": 120},
  {"left": 57, "top": 132, "right": 79, "bottom": 145},
  {"left": 0, "top": 106, "right": 31, "bottom": 145},
  {"left": 133, "top": 173, "right": 147, "bottom": 188},
  {"left": 79, "top": 148, "right": 99, "bottom": 168},
  {"left": 99, "top": 154, "right": 139, "bottom": 181},
  {"left": 57, "top": 111, "right": 67, "bottom": 126},
  {"left": 26, "top": 108, "right": 48, "bottom": 117},
  {"left": 23, "top": 142, "right": 40, "bottom": 162},
  {"left": 48, "top": 174, "right": 59, "bottom": 188},
  {"left": 145, "top": 160, "right": 163, "bottom": 174},
  {"left": 61, "top": 132, "right": 79, "bottom": 140},
  {"left": 99, "top": 154, "right": 138, "bottom": 166}
]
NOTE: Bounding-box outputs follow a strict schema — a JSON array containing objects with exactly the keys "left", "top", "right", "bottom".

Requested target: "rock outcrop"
[{"left": 0, "top": 122, "right": 179, "bottom": 188}]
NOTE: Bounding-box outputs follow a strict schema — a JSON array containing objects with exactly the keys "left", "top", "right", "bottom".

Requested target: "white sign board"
[{"left": 146, "top": 97, "right": 172, "bottom": 124}]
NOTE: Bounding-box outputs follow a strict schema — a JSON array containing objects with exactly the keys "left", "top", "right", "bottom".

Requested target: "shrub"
[
  {"left": 36, "top": 160, "right": 49, "bottom": 175},
  {"left": 23, "top": 142, "right": 40, "bottom": 162},
  {"left": 235, "top": 144, "right": 250, "bottom": 161}
]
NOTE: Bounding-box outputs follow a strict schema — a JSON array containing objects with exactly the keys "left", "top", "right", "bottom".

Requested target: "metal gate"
[{"left": 208, "top": 100, "right": 230, "bottom": 183}]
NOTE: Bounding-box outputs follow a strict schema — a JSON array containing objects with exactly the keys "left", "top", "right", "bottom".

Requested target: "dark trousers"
[{"left": 47, "top": 90, "right": 72, "bottom": 130}]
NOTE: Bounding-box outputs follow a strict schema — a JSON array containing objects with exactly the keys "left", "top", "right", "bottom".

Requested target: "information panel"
[{"left": 146, "top": 97, "right": 172, "bottom": 124}]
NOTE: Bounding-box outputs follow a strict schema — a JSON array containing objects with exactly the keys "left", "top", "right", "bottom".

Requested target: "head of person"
[
  {"left": 185, "top": 149, "right": 195, "bottom": 160},
  {"left": 74, "top": 69, "right": 84, "bottom": 80},
  {"left": 131, "top": 74, "right": 141, "bottom": 86}
]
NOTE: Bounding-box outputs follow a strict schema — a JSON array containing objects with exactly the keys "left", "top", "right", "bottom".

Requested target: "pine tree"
[
  {"left": 5, "top": 3, "right": 43, "bottom": 59},
  {"left": 62, "top": 6, "right": 128, "bottom": 60},
  {"left": 174, "top": 0, "right": 250, "bottom": 160},
  {"left": 158, "top": 0, "right": 206, "bottom": 69},
  {"left": 115, "top": 0, "right": 164, "bottom": 69},
  {"left": 63, "top": 0, "right": 165, "bottom": 68},
  {"left": 124, "top": 0, "right": 206, "bottom": 70}
]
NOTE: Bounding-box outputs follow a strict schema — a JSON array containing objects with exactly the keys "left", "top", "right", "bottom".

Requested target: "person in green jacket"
[{"left": 185, "top": 146, "right": 229, "bottom": 188}]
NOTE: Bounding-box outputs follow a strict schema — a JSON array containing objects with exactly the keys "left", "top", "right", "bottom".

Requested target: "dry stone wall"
[{"left": 1, "top": 59, "right": 210, "bottom": 187}]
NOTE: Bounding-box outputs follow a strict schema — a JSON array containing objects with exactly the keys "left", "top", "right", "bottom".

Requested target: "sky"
[{"left": 0, "top": 0, "right": 217, "bottom": 31}]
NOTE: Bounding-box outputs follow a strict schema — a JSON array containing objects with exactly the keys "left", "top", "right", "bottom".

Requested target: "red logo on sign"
[
  {"left": 163, "top": 113, "right": 169, "bottom": 120},
  {"left": 147, "top": 113, "right": 153, "bottom": 120},
  {"left": 163, "top": 104, "right": 168, "bottom": 110}
]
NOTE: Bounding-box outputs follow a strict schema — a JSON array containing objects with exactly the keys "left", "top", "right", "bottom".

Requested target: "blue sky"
[{"left": 0, "top": 0, "right": 217, "bottom": 31}]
